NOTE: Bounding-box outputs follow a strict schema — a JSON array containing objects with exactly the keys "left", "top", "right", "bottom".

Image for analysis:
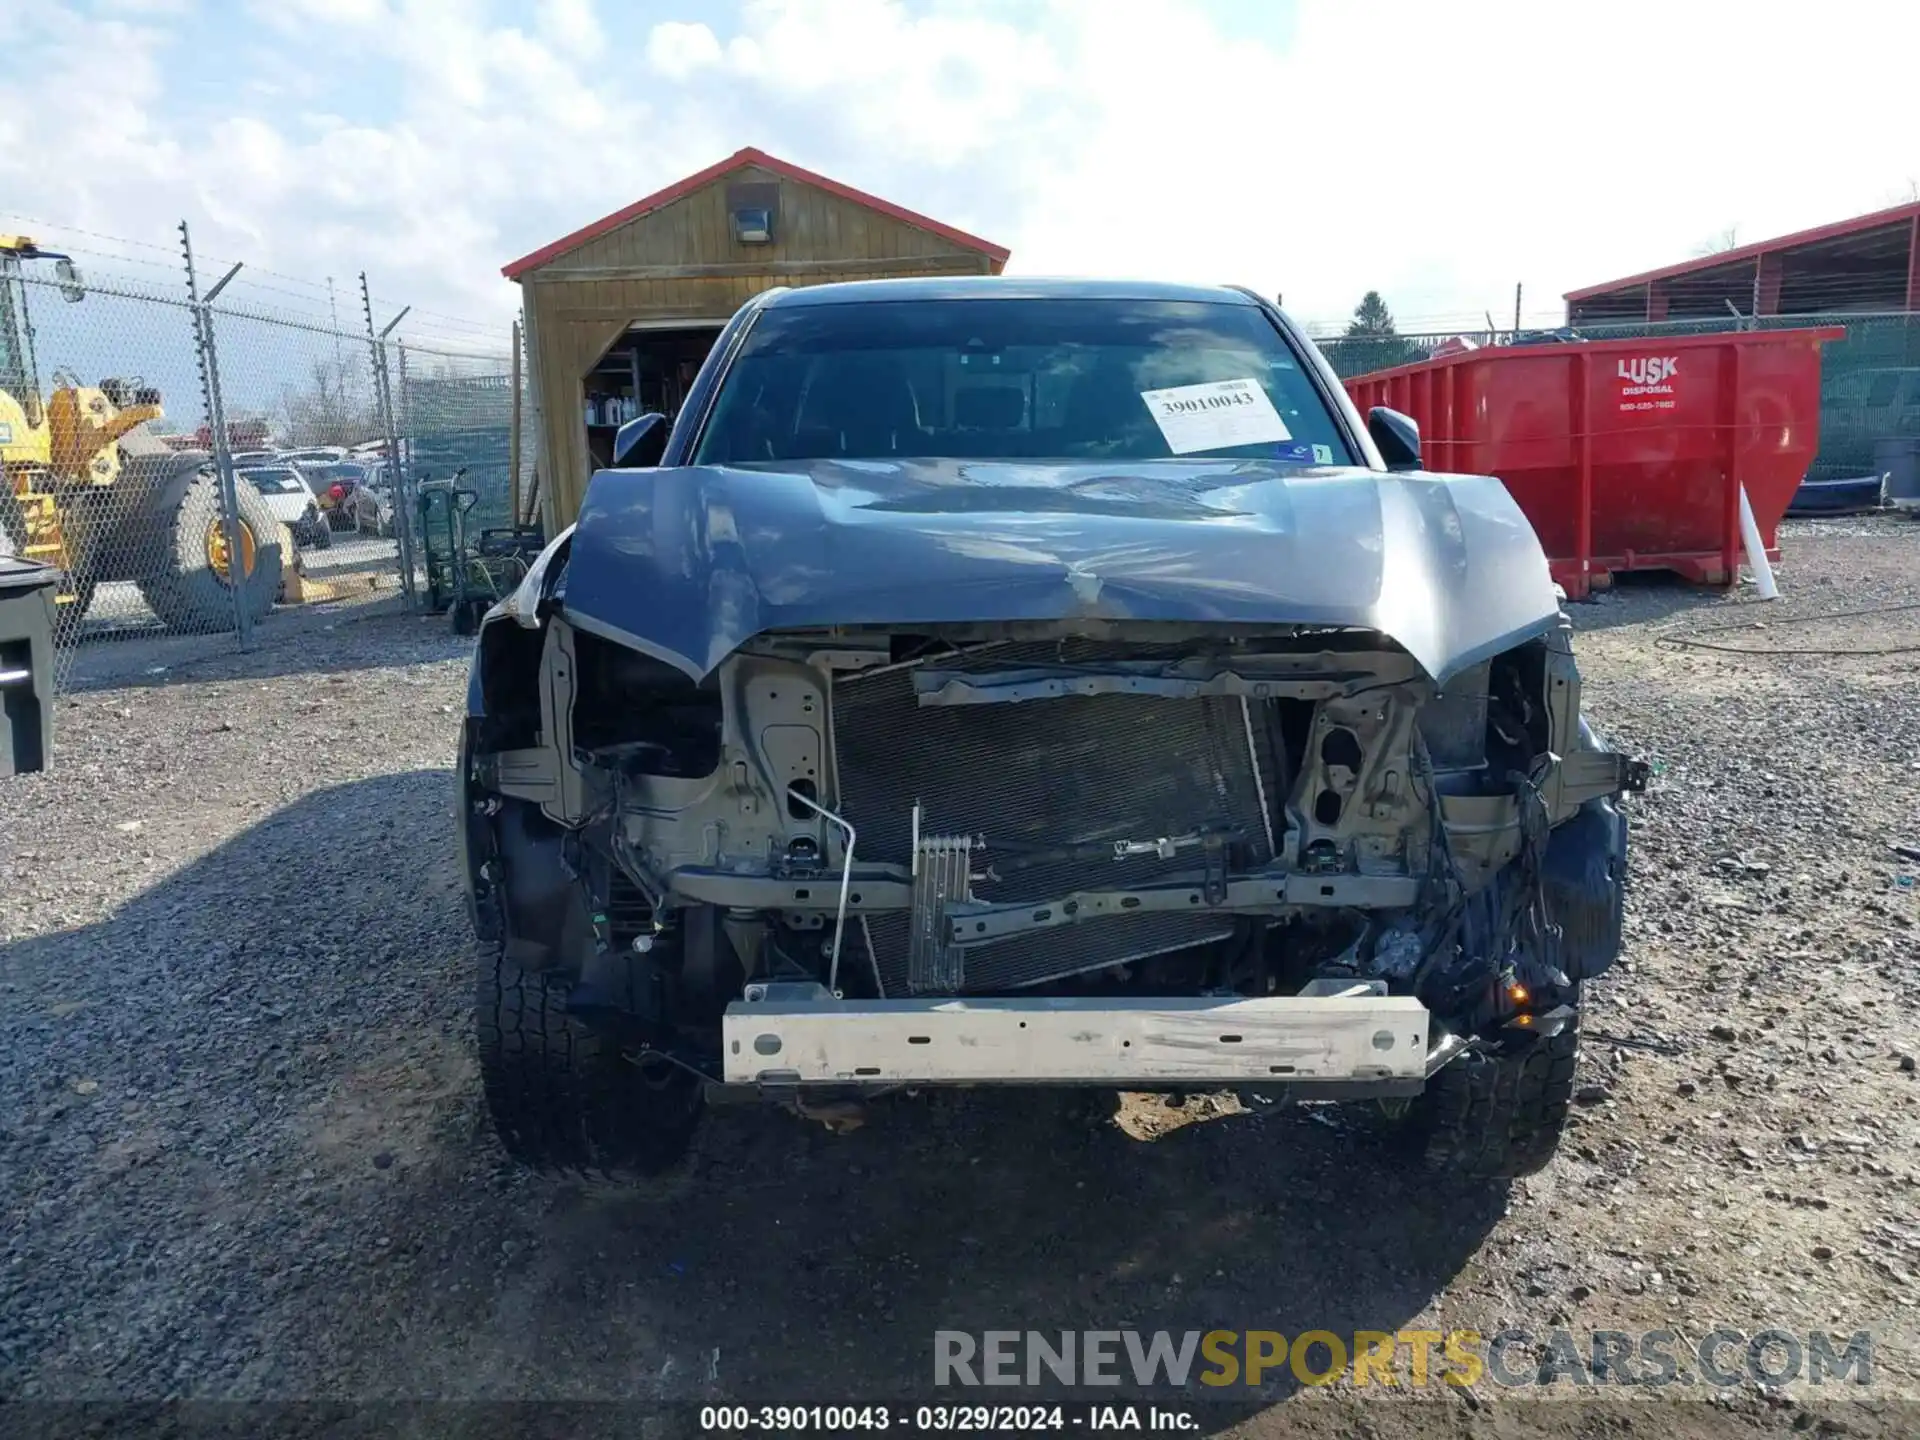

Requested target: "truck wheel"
[
  {"left": 477, "top": 939, "right": 704, "bottom": 1185},
  {"left": 1415, "top": 1007, "right": 1580, "bottom": 1179},
  {"left": 133, "top": 464, "right": 283, "bottom": 634}
]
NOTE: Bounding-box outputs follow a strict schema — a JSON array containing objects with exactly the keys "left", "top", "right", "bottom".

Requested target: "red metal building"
[{"left": 1566, "top": 201, "right": 1920, "bottom": 325}]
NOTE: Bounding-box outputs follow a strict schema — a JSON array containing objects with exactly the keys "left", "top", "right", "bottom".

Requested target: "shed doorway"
[{"left": 583, "top": 322, "right": 725, "bottom": 470}]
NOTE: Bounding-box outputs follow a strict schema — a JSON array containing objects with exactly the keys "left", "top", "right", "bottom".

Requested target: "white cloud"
[
  {"left": 2, "top": 0, "right": 1917, "bottom": 351},
  {"left": 278, "top": 0, "right": 389, "bottom": 22},
  {"left": 539, "top": 0, "right": 602, "bottom": 55},
  {"left": 645, "top": 19, "right": 721, "bottom": 77}
]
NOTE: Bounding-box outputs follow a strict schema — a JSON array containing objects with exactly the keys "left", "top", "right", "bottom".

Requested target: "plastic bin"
[
  {"left": 0, "top": 556, "right": 59, "bottom": 777},
  {"left": 1873, "top": 435, "right": 1920, "bottom": 503},
  {"left": 1343, "top": 327, "right": 1845, "bottom": 597}
]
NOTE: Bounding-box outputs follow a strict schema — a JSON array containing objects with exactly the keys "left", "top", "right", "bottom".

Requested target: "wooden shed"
[{"left": 502, "top": 146, "right": 1011, "bottom": 529}]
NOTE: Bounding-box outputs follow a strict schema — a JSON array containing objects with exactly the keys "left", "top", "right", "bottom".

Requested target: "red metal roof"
[
  {"left": 1564, "top": 199, "right": 1920, "bottom": 301},
  {"left": 502, "top": 146, "right": 1012, "bottom": 279}
]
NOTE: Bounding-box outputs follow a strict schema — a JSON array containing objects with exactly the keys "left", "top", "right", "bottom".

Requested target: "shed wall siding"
[
  {"left": 521, "top": 166, "right": 998, "bottom": 528},
  {"left": 549, "top": 165, "right": 981, "bottom": 272}
]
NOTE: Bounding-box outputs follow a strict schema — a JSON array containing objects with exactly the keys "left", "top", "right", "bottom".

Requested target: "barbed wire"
[{"left": 1, "top": 210, "right": 510, "bottom": 353}]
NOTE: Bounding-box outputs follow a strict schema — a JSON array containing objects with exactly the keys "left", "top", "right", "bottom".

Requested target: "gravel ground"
[
  {"left": 56, "top": 529, "right": 404, "bottom": 693},
  {"left": 3, "top": 529, "right": 1919, "bottom": 1436}
]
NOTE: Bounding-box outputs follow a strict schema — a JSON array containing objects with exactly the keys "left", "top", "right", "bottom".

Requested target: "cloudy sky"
[{"left": 3, "top": 0, "right": 1917, "bottom": 348}]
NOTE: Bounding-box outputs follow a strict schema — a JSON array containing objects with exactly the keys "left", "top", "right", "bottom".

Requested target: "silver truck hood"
[{"left": 558, "top": 457, "right": 1558, "bottom": 684}]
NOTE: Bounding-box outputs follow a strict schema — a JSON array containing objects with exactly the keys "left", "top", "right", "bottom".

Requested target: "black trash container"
[
  {"left": 1874, "top": 436, "right": 1920, "bottom": 504},
  {"left": 0, "top": 556, "right": 60, "bottom": 777}
]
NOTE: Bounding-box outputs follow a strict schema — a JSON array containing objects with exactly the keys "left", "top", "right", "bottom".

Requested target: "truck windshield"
[{"left": 692, "top": 298, "right": 1354, "bottom": 467}]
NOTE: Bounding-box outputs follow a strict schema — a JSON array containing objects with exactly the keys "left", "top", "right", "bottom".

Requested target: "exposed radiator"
[{"left": 831, "top": 643, "right": 1282, "bottom": 994}]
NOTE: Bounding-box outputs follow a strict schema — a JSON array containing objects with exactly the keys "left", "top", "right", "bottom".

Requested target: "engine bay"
[{"left": 463, "top": 607, "right": 1646, "bottom": 1084}]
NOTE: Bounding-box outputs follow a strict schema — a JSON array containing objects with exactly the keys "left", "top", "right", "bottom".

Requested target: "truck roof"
[{"left": 759, "top": 276, "right": 1261, "bottom": 308}]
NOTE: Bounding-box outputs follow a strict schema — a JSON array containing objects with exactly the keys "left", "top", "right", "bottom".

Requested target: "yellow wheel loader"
[{"left": 0, "top": 236, "right": 282, "bottom": 639}]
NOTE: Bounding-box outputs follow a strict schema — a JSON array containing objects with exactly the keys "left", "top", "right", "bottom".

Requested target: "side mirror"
[
  {"left": 54, "top": 258, "right": 86, "bottom": 303},
  {"left": 613, "top": 412, "right": 669, "bottom": 468},
  {"left": 1368, "top": 406, "right": 1421, "bottom": 471}
]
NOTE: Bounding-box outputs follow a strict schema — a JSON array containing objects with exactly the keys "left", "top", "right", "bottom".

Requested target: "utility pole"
[
  {"left": 328, "top": 276, "right": 344, "bottom": 362},
  {"left": 509, "top": 317, "right": 524, "bottom": 525},
  {"left": 361, "top": 273, "right": 417, "bottom": 608},
  {"left": 179, "top": 221, "right": 253, "bottom": 649},
  {"left": 1513, "top": 282, "right": 1523, "bottom": 337}
]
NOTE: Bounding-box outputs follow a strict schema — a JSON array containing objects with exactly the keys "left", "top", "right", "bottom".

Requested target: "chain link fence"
[
  {"left": 394, "top": 341, "right": 538, "bottom": 626},
  {"left": 1, "top": 227, "right": 518, "bottom": 698},
  {"left": 1317, "top": 311, "right": 1920, "bottom": 485},
  {"left": 196, "top": 287, "right": 399, "bottom": 636}
]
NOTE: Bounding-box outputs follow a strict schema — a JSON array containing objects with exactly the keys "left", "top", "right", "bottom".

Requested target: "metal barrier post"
[
  {"left": 1721, "top": 343, "right": 1743, "bottom": 588},
  {"left": 395, "top": 339, "right": 416, "bottom": 604},
  {"left": 179, "top": 222, "right": 253, "bottom": 651},
  {"left": 509, "top": 318, "right": 524, "bottom": 524},
  {"left": 360, "top": 273, "right": 416, "bottom": 609}
]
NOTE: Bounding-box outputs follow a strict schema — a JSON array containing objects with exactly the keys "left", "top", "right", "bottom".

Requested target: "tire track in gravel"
[{"left": 4, "top": 542, "right": 1919, "bottom": 1437}]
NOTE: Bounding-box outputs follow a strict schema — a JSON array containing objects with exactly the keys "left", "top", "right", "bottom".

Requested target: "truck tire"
[
  {"left": 1416, "top": 1006, "right": 1580, "bottom": 1179},
  {"left": 133, "top": 463, "right": 282, "bottom": 634},
  {"left": 477, "top": 938, "right": 704, "bottom": 1185}
]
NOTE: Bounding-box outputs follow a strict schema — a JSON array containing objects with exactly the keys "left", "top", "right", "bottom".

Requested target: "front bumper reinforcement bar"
[{"left": 721, "top": 986, "right": 1431, "bottom": 1087}]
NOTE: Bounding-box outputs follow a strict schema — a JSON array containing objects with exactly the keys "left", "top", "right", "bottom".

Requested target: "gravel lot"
[
  {"left": 58, "top": 529, "right": 404, "bottom": 692},
  {"left": 3, "top": 522, "right": 1919, "bottom": 1435}
]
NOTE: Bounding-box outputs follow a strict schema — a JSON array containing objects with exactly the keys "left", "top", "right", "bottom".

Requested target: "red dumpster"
[{"left": 1342, "top": 327, "right": 1844, "bottom": 598}]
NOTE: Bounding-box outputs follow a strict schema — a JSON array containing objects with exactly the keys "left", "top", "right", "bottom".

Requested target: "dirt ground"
[{"left": 3, "top": 520, "right": 1919, "bottom": 1437}]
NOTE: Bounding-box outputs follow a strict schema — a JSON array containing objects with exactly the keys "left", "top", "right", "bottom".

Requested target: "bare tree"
[
  {"left": 1694, "top": 226, "right": 1741, "bottom": 257},
  {"left": 278, "top": 357, "right": 378, "bottom": 447}
]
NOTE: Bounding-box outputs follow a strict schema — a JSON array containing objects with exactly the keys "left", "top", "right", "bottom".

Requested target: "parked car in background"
[
  {"left": 344, "top": 461, "right": 397, "bottom": 537},
  {"left": 1818, "top": 365, "right": 1920, "bottom": 481},
  {"left": 294, "top": 460, "right": 371, "bottom": 530},
  {"left": 239, "top": 466, "right": 331, "bottom": 550},
  {"left": 231, "top": 450, "right": 278, "bottom": 468},
  {"left": 282, "top": 446, "right": 351, "bottom": 467}
]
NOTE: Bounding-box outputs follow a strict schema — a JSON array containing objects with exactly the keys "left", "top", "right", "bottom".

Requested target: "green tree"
[
  {"left": 1346, "top": 290, "right": 1399, "bottom": 337},
  {"left": 1333, "top": 291, "right": 1422, "bottom": 376}
]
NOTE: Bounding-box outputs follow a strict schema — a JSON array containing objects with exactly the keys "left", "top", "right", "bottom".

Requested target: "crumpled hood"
[{"left": 561, "top": 457, "right": 1558, "bottom": 684}]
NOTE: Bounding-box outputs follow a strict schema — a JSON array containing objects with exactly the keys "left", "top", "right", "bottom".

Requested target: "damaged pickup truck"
[{"left": 459, "top": 278, "right": 1647, "bottom": 1183}]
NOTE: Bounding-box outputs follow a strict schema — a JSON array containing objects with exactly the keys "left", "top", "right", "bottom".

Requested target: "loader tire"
[
  {"left": 132, "top": 462, "right": 282, "bottom": 634},
  {"left": 477, "top": 938, "right": 704, "bottom": 1186},
  {"left": 4, "top": 491, "right": 104, "bottom": 643},
  {"left": 1415, "top": 1006, "right": 1580, "bottom": 1180},
  {"left": 54, "top": 565, "right": 100, "bottom": 646}
]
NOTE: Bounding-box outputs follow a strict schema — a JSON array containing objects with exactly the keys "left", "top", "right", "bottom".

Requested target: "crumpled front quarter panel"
[{"left": 562, "top": 458, "right": 1558, "bottom": 684}]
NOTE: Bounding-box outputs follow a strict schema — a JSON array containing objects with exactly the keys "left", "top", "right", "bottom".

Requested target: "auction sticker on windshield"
[{"left": 1140, "top": 378, "right": 1292, "bottom": 454}]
